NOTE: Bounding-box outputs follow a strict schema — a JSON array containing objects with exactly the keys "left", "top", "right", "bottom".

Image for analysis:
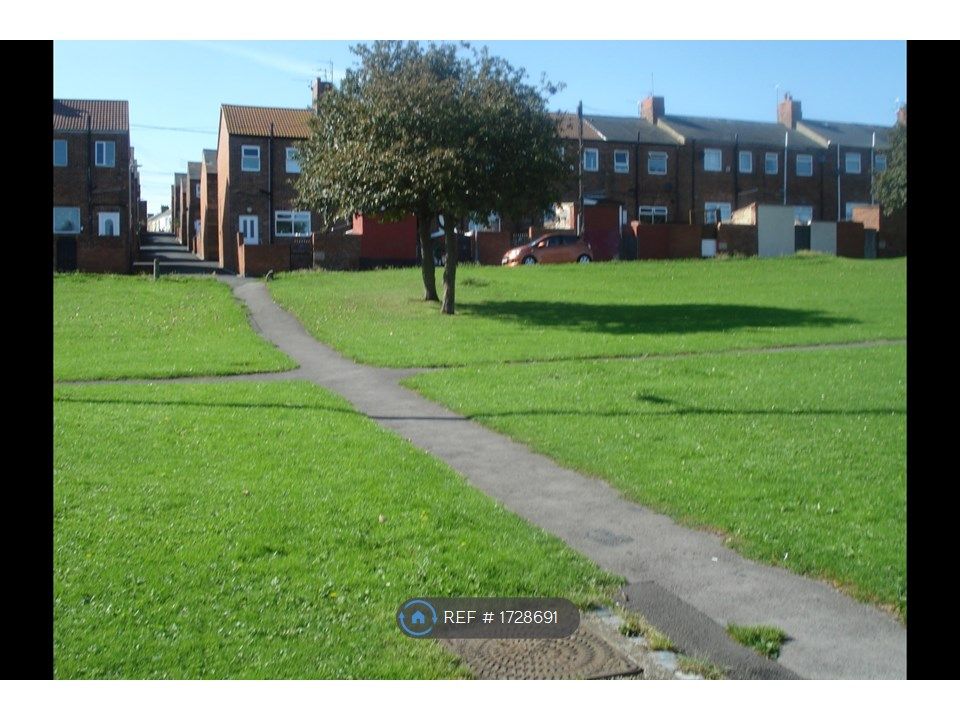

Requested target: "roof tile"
[
  {"left": 221, "top": 104, "right": 314, "bottom": 139},
  {"left": 53, "top": 99, "right": 129, "bottom": 132}
]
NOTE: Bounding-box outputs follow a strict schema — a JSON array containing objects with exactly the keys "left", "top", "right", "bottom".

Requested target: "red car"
[{"left": 501, "top": 233, "right": 593, "bottom": 266}]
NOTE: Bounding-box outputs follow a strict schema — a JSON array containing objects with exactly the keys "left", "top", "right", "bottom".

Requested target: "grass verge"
[
  {"left": 405, "top": 345, "right": 906, "bottom": 617},
  {"left": 54, "top": 381, "right": 620, "bottom": 678},
  {"left": 268, "top": 256, "right": 905, "bottom": 367},
  {"left": 55, "top": 274, "right": 295, "bottom": 381}
]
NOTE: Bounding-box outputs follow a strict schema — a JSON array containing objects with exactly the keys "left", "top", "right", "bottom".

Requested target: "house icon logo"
[{"left": 397, "top": 599, "right": 437, "bottom": 637}]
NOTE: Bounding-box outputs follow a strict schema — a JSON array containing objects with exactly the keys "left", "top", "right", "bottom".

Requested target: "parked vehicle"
[{"left": 501, "top": 234, "right": 593, "bottom": 266}]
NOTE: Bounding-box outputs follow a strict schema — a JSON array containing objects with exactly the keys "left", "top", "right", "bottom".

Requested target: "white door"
[{"left": 239, "top": 215, "right": 259, "bottom": 245}]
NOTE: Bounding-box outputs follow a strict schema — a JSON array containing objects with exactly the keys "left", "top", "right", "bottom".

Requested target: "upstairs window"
[
  {"left": 765, "top": 152, "right": 779, "bottom": 175},
  {"left": 738, "top": 151, "right": 753, "bottom": 173},
  {"left": 613, "top": 149, "right": 629, "bottom": 173},
  {"left": 583, "top": 148, "right": 599, "bottom": 172},
  {"left": 95, "top": 140, "right": 115, "bottom": 167},
  {"left": 647, "top": 151, "right": 667, "bottom": 175},
  {"left": 53, "top": 139, "right": 68, "bottom": 167},
  {"left": 703, "top": 148, "right": 722, "bottom": 172},
  {"left": 195, "top": 183, "right": 201, "bottom": 199},
  {"left": 286, "top": 147, "right": 301, "bottom": 173},
  {"left": 845, "top": 152, "right": 861, "bottom": 174},
  {"left": 241, "top": 145, "right": 260, "bottom": 172},
  {"left": 796, "top": 154, "right": 813, "bottom": 177},
  {"left": 874, "top": 154, "right": 887, "bottom": 172}
]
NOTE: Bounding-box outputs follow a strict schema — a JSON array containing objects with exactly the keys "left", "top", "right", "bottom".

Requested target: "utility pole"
[{"left": 577, "top": 100, "right": 584, "bottom": 237}]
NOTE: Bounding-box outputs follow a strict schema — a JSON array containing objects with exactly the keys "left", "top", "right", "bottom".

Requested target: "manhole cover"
[{"left": 441, "top": 622, "right": 641, "bottom": 679}]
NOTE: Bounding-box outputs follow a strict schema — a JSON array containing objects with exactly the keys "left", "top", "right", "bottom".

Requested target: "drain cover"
[{"left": 441, "top": 622, "right": 642, "bottom": 679}]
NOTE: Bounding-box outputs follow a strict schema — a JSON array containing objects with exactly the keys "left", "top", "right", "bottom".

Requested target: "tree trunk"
[
  {"left": 417, "top": 214, "right": 439, "bottom": 302},
  {"left": 441, "top": 218, "right": 458, "bottom": 315}
]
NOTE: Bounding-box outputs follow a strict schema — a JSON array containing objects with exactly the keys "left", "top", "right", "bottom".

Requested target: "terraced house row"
[
  {"left": 54, "top": 87, "right": 904, "bottom": 274},
  {"left": 561, "top": 94, "right": 902, "bottom": 227}
]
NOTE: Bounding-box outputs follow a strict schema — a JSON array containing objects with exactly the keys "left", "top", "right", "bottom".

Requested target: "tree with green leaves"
[
  {"left": 295, "top": 41, "right": 570, "bottom": 314},
  {"left": 874, "top": 120, "right": 906, "bottom": 217}
]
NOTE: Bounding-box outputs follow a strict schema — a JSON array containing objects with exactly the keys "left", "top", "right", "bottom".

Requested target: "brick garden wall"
[
  {"left": 716, "top": 224, "right": 759, "bottom": 256},
  {"left": 237, "top": 235, "right": 290, "bottom": 277},
  {"left": 634, "top": 224, "right": 702, "bottom": 260},
  {"left": 836, "top": 221, "right": 865, "bottom": 258}
]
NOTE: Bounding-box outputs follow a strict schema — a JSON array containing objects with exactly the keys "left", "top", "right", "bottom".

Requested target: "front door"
[{"left": 239, "top": 215, "right": 259, "bottom": 245}]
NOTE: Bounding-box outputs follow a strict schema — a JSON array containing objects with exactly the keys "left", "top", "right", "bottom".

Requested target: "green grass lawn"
[
  {"left": 55, "top": 274, "right": 295, "bottom": 381},
  {"left": 405, "top": 345, "right": 906, "bottom": 617},
  {"left": 268, "top": 256, "right": 906, "bottom": 367},
  {"left": 54, "top": 381, "right": 620, "bottom": 679}
]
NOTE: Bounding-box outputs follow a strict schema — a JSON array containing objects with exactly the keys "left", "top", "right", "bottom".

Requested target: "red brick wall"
[
  {"left": 199, "top": 165, "right": 218, "bottom": 261},
  {"left": 836, "top": 221, "right": 865, "bottom": 258},
  {"left": 634, "top": 224, "right": 702, "bottom": 260},
  {"left": 76, "top": 237, "right": 129, "bottom": 273},
  {"left": 474, "top": 231, "right": 513, "bottom": 265},
  {"left": 312, "top": 232, "right": 361, "bottom": 270},
  {"left": 237, "top": 235, "right": 290, "bottom": 277},
  {"left": 717, "top": 224, "right": 759, "bottom": 256}
]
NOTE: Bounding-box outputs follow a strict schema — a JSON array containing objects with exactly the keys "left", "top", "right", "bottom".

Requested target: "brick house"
[
  {"left": 558, "top": 94, "right": 895, "bottom": 230},
  {"left": 215, "top": 104, "right": 319, "bottom": 273},
  {"left": 53, "top": 99, "right": 136, "bottom": 273},
  {"left": 185, "top": 161, "right": 202, "bottom": 252},
  {"left": 198, "top": 149, "right": 218, "bottom": 261},
  {"left": 174, "top": 172, "right": 187, "bottom": 245}
]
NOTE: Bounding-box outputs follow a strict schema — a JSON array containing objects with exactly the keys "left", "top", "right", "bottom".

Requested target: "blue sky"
[{"left": 53, "top": 41, "right": 906, "bottom": 215}]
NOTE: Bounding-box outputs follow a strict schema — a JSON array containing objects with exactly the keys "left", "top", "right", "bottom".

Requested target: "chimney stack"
[
  {"left": 896, "top": 104, "right": 907, "bottom": 127},
  {"left": 641, "top": 95, "right": 664, "bottom": 124},
  {"left": 312, "top": 78, "right": 334, "bottom": 112},
  {"left": 778, "top": 93, "right": 802, "bottom": 128}
]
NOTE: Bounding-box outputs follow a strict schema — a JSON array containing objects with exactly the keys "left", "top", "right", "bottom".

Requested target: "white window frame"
[
  {"left": 583, "top": 148, "right": 599, "bottom": 172},
  {"left": 286, "top": 147, "right": 301, "bottom": 173},
  {"left": 613, "top": 149, "right": 629, "bottom": 174},
  {"left": 274, "top": 210, "right": 311, "bottom": 237},
  {"left": 241, "top": 145, "right": 261, "bottom": 172},
  {"left": 764, "top": 152, "right": 779, "bottom": 175},
  {"left": 637, "top": 205, "right": 668, "bottom": 224},
  {"left": 647, "top": 151, "right": 667, "bottom": 175},
  {"left": 53, "top": 207, "right": 81, "bottom": 234},
  {"left": 704, "top": 148, "right": 722, "bottom": 172},
  {"left": 845, "top": 202, "right": 871, "bottom": 221},
  {"left": 95, "top": 140, "right": 115, "bottom": 167},
  {"left": 793, "top": 206, "right": 814, "bottom": 225},
  {"left": 98, "top": 211, "right": 120, "bottom": 237},
  {"left": 796, "top": 154, "right": 813, "bottom": 177},
  {"left": 704, "top": 202, "right": 732, "bottom": 223},
  {"left": 874, "top": 154, "right": 887, "bottom": 172},
  {"left": 53, "top": 139, "right": 68, "bottom": 167},
  {"left": 738, "top": 150, "right": 753, "bottom": 174},
  {"left": 845, "top": 152, "right": 861, "bottom": 174},
  {"left": 195, "top": 183, "right": 201, "bottom": 199}
]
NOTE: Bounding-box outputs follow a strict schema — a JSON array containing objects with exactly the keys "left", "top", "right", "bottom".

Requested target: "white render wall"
[{"left": 757, "top": 205, "right": 796, "bottom": 257}]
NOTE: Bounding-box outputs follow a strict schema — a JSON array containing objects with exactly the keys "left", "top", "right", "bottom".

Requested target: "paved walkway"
[
  {"left": 135, "top": 233, "right": 228, "bottom": 275},
  {"left": 217, "top": 276, "right": 906, "bottom": 679}
]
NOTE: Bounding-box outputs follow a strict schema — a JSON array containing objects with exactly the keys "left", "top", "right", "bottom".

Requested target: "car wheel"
[
  {"left": 522, "top": 256, "right": 537, "bottom": 265},
  {"left": 577, "top": 254, "right": 591, "bottom": 263}
]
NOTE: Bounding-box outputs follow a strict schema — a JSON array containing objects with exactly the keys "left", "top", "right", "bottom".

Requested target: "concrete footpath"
[{"left": 223, "top": 276, "right": 906, "bottom": 679}]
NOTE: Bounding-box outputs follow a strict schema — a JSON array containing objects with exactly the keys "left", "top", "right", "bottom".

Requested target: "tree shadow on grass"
[{"left": 457, "top": 302, "right": 856, "bottom": 335}]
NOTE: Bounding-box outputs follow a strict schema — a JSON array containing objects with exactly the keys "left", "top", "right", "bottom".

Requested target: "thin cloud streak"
[{"left": 193, "top": 41, "right": 329, "bottom": 80}]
